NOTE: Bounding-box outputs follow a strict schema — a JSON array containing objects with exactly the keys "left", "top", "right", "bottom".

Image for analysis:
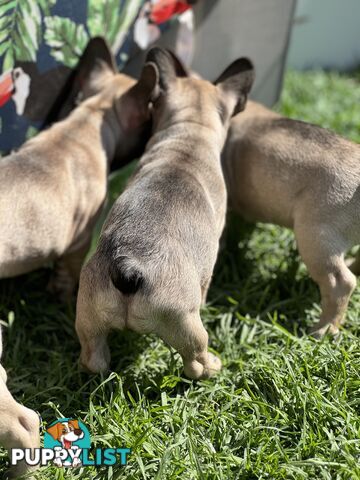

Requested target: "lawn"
[{"left": 1, "top": 69, "right": 360, "bottom": 480}]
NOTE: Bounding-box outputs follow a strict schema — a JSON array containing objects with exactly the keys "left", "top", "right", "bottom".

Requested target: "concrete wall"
[{"left": 288, "top": 0, "right": 360, "bottom": 70}]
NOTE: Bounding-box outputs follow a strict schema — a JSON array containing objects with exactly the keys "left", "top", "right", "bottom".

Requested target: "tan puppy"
[
  {"left": 75, "top": 48, "right": 255, "bottom": 379},
  {"left": 222, "top": 100, "right": 360, "bottom": 336},
  {"left": 0, "top": 38, "right": 153, "bottom": 299},
  {"left": 0, "top": 326, "right": 40, "bottom": 479}
]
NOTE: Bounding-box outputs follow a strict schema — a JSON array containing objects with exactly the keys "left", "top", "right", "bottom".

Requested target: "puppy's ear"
[
  {"left": 214, "top": 58, "right": 255, "bottom": 117},
  {"left": 145, "top": 47, "right": 177, "bottom": 92},
  {"left": 77, "top": 37, "right": 117, "bottom": 98},
  {"left": 165, "top": 49, "right": 190, "bottom": 77},
  {"left": 46, "top": 423, "right": 62, "bottom": 440},
  {"left": 55, "top": 37, "right": 117, "bottom": 119},
  {"left": 117, "top": 62, "right": 158, "bottom": 131},
  {"left": 136, "top": 62, "right": 160, "bottom": 102}
]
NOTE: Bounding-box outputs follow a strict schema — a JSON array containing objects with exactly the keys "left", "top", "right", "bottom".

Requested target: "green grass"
[{"left": 1, "top": 69, "right": 360, "bottom": 480}]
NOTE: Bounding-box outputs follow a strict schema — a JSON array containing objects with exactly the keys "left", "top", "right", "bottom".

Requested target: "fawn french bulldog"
[
  {"left": 0, "top": 38, "right": 153, "bottom": 299},
  {"left": 75, "top": 47, "right": 255, "bottom": 379},
  {"left": 222, "top": 100, "right": 360, "bottom": 336},
  {"left": 0, "top": 326, "right": 40, "bottom": 479}
]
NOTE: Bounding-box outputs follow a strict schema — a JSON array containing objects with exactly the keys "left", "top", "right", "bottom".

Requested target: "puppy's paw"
[
  {"left": 204, "top": 352, "right": 222, "bottom": 377},
  {"left": 184, "top": 352, "right": 222, "bottom": 380},
  {"left": 79, "top": 351, "right": 110, "bottom": 375},
  {"left": 311, "top": 323, "right": 340, "bottom": 339}
]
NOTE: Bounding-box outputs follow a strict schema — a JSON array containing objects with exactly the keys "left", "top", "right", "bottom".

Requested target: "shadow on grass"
[
  {"left": 0, "top": 273, "right": 158, "bottom": 414},
  {"left": 211, "top": 211, "right": 320, "bottom": 335},
  {"left": 0, "top": 173, "right": 323, "bottom": 429}
]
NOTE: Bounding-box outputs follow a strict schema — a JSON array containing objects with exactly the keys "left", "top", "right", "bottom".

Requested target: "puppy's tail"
[{"left": 109, "top": 256, "right": 144, "bottom": 295}]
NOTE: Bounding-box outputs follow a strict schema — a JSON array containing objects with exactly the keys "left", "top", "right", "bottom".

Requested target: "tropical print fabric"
[{"left": 0, "top": 0, "right": 195, "bottom": 154}]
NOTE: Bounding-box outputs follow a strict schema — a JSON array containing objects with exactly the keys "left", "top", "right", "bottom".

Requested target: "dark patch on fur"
[
  {"left": 268, "top": 118, "right": 340, "bottom": 147},
  {"left": 109, "top": 256, "right": 144, "bottom": 295},
  {"left": 217, "top": 100, "right": 229, "bottom": 125},
  {"left": 110, "top": 120, "right": 152, "bottom": 172}
]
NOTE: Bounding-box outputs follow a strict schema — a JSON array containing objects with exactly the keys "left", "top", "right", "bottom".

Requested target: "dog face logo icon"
[{"left": 44, "top": 418, "right": 90, "bottom": 468}]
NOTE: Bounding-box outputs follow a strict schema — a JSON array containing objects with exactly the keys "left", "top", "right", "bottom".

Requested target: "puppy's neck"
[
  {"left": 24, "top": 96, "right": 120, "bottom": 166},
  {"left": 148, "top": 120, "right": 225, "bottom": 155}
]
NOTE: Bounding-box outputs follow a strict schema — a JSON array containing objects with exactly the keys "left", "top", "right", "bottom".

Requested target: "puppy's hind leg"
[
  {"left": 48, "top": 238, "right": 91, "bottom": 302},
  {"left": 76, "top": 257, "right": 125, "bottom": 374},
  {"left": 155, "top": 310, "right": 222, "bottom": 380},
  {"left": 295, "top": 223, "right": 356, "bottom": 337}
]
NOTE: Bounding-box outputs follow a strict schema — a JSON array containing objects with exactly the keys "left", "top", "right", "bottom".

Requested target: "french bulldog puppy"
[
  {"left": 75, "top": 47, "right": 254, "bottom": 379},
  {"left": 0, "top": 326, "right": 40, "bottom": 479},
  {"left": 222, "top": 100, "right": 360, "bottom": 336},
  {"left": 0, "top": 38, "right": 153, "bottom": 299}
]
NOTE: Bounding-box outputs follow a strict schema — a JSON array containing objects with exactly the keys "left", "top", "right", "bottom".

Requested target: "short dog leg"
[
  {"left": 75, "top": 260, "right": 123, "bottom": 374},
  {"left": 76, "top": 293, "right": 110, "bottom": 374},
  {"left": 0, "top": 383, "right": 40, "bottom": 479},
  {"left": 315, "top": 261, "right": 356, "bottom": 336},
  {"left": 77, "top": 324, "right": 110, "bottom": 375},
  {"left": 48, "top": 239, "right": 91, "bottom": 301},
  {"left": 156, "top": 311, "right": 222, "bottom": 380},
  {"left": 296, "top": 226, "right": 356, "bottom": 337}
]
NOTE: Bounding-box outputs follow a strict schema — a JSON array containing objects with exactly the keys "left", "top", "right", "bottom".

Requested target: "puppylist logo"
[{"left": 11, "top": 418, "right": 130, "bottom": 468}]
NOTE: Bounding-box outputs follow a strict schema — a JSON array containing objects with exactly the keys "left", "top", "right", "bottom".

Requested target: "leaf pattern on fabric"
[
  {"left": 0, "top": 0, "right": 192, "bottom": 154},
  {"left": 44, "top": 16, "right": 89, "bottom": 68},
  {"left": 44, "top": 0, "right": 143, "bottom": 68},
  {"left": 0, "top": 0, "right": 56, "bottom": 70},
  {"left": 87, "top": 0, "right": 143, "bottom": 52},
  {"left": 87, "top": 0, "right": 123, "bottom": 45}
]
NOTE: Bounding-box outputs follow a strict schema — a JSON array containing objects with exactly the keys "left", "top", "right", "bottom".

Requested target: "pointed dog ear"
[
  {"left": 214, "top": 58, "right": 255, "bottom": 117},
  {"left": 165, "top": 49, "right": 190, "bottom": 77},
  {"left": 76, "top": 37, "right": 117, "bottom": 98},
  {"left": 55, "top": 37, "right": 117, "bottom": 120},
  {"left": 46, "top": 423, "right": 62, "bottom": 440},
  {"left": 115, "top": 62, "right": 159, "bottom": 132},
  {"left": 145, "top": 47, "right": 177, "bottom": 92},
  {"left": 136, "top": 62, "right": 160, "bottom": 102}
]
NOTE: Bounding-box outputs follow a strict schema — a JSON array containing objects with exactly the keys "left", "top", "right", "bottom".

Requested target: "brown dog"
[
  {"left": 75, "top": 47, "right": 255, "bottom": 379},
  {"left": 0, "top": 326, "right": 40, "bottom": 479},
  {"left": 222, "top": 100, "right": 360, "bottom": 336},
  {"left": 0, "top": 38, "right": 153, "bottom": 300}
]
